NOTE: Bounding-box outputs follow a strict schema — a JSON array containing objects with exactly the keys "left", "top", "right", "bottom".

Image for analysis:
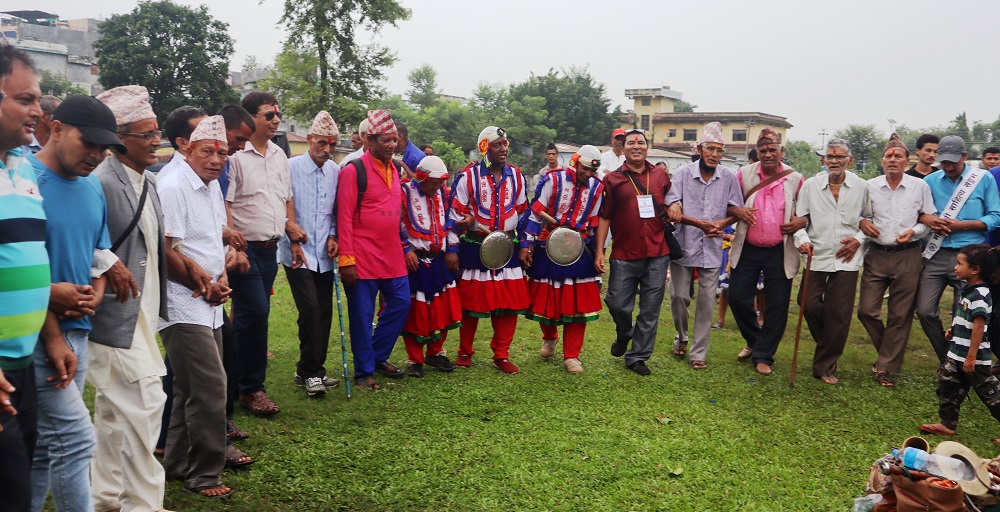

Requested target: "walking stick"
[
  {"left": 332, "top": 262, "right": 351, "bottom": 400},
  {"left": 789, "top": 252, "right": 812, "bottom": 388}
]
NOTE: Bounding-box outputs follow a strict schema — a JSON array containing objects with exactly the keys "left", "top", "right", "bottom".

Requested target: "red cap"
[{"left": 612, "top": 128, "right": 626, "bottom": 137}]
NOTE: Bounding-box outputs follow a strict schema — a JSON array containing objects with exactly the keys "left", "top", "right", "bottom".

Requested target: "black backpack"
[{"left": 348, "top": 158, "right": 405, "bottom": 216}]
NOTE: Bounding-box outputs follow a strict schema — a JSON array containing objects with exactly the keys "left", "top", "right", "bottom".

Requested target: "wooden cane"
[{"left": 789, "top": 252, "right": 812, "bottom": 388}]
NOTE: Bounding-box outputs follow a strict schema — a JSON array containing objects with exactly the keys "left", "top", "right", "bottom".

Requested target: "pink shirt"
[
  {"left": 739, "top": 166, "right": 787, "bottom": 248},
  {"left": 336, "top": 152, "right": 407, "bottom": 279}
]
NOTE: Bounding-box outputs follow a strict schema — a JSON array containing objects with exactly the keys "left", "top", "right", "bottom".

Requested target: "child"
[{"left": 919, "top": 244, "right": 1000, "bottom": 443}]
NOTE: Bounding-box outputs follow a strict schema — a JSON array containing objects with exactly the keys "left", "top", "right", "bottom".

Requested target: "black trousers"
[
  {"left": 285, "top": 266, "right": 335, "bottom": 379},
  {"left": 728, "top": 243, "right": 794, "bottom": 366},
  {"left": 0, "top": 365, "right": 37, "bottom": 512}
]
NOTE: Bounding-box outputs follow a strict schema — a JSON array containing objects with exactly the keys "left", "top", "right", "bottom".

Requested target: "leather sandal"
[
  {"left": 689, "top": 360, "right": 707, "bottom": 370},
  {"left": 238, "top": 391, "right": 280, "bottom": 417},
  {"left": 873, "top": 371, "right": 895, "bottom": 387}
]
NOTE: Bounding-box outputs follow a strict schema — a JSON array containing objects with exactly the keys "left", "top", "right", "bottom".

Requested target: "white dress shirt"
[
  {"left": 793, "top": 171, "right": 870, "bottom": 272},
  {"left": 864, "top": 174, "right": 936, "bottom": 246}
]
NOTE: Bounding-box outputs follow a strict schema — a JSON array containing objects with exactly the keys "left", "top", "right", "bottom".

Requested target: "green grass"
[{"left": 156, "top": 274, "right": 998, "bottom": 511}]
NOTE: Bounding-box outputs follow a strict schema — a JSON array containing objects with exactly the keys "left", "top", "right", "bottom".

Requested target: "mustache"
[{"left": 316, "top": 151, "right": 331, "bottom": 158}]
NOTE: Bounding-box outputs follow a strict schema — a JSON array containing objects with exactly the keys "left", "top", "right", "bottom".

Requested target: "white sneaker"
[
  {"left": 564, "top": 358, "right": 584, "bottom": 374},
  {"left": 305, "top": 376, "right": 327, "bottom": 396},
  {"left": 540, "top": 338, "right": 558, "bottom": 359}
]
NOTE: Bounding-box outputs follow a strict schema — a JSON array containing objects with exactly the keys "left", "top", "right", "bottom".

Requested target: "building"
[
  {"left": 621, "top": 86, "right": 792, "bottom": 165},
  {"left": 1, "top": 11, "right": 102, "bottom": 94}
]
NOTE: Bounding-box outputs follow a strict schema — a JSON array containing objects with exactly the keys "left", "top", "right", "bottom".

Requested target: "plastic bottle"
[{"left": 891, "top": 447, "right": 974, "bottom": 480}]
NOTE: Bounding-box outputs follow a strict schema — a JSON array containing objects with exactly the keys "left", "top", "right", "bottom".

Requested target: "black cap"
[{"left": 51, "top": 95, "right": 127, "bottom": 154}]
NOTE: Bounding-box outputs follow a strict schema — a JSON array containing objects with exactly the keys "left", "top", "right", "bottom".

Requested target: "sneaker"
[
  {"left": 627, "top": 360, "right": 651, "bottom": 376},
  {"left": 540, "top": 338, "right": 558, "bottom": 358},
  {"left": 564, "top": 358, "right": 584, "bottom": 374},
  {"left": 610, "top": 339, "right": 629, "bottom": 358},
  {"left": 455, "top": 353, "right": 473, "bottom": 368},
  {"left": 425, "top": 354, "right": 456, "bottom": 372},
  {"left": 493, "top": 358, "right": 519, "bottom": 374},
  {"left": 304, "top": 376, "right": 327, "bottom": 397},
  {"left": 405, "top": 363, "right": 424, "bottom": 378},
  {"left": 294, "top": 373, "right": 339, "bottom": 387}
]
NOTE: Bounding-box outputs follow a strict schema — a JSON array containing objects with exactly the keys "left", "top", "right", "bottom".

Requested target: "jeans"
[
  {"left": 915, "top": 249, "right": 963, "bottom": 363},
  {"left": 32, "top": 329, "right": 95, "bottom": 512},
  {"left": 229, "top": 244, "right": 278, "bottom": 395}
]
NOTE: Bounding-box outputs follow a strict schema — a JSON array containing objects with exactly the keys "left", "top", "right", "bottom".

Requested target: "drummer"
[
  {"left": 446, "top": 126, "right": 530, "bottom": 374},
  {"left": 520, "top": 145, "right": 605, "bottom": 374},
  {"left": 399, "top": 156, "right": 462, "bottom": 377}
]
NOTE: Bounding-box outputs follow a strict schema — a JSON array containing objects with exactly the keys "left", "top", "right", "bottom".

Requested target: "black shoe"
[
  {"left": 405, "top": 363, "right": 424, "bottom": 378},
  {"left": 425, "top": 354, "right": 456, "bottom": 372},
  {"left": 375, "top": 361, "right": 405, "bottom": 378},
  {"left": 627, "top": 360, "right": 651, "bottom": 376},
  {"left": 610, "top": 339, "right": 630, "bottom": 358}
]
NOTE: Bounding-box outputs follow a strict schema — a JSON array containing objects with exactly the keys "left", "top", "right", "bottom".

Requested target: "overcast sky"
[{"left": 32, "top": 0, "right": 1000, "bottom": 146}]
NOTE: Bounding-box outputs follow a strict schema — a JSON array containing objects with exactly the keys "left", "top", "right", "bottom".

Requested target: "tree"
[
  {"left": 833, "top": 124, "right": 886, "bottom": 176},
  {"left": 241, "top": 55, "right": 261, "bottom": 73},
  {"left": 469, "top": 83, "right": 555, "bottom": 169},
  {"left": 407, "top": 64, "right": 439, "bottom": 110},
  {"left": 508, "top": 67, "right": 618, "bottom": 146},
  {"left": 949, "top": 112, "right": 971, "bottom": 142},
  {"left": 673, "top": 100, "right": 697, "bottom": 113},
  {"left": 38, "top": 70, "right": 87, "bottom": 97},
  {"left": 783, "top": 140, "right": 823, "bottom": 178},
  {"left": 276, "top": 0, "right": 410, "bottom": 123},
  {"left": 257, "top": 47, "right": 366, "bottom": 129},
  {"left": 93, "top": 0, "right": 239, "bottom": 120}
]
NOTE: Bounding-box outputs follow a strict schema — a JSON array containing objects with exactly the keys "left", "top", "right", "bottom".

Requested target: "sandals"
[
  {"left": 690, "top": 360, "right": 707, "bottom": 370},
  {"left": 873, "top": 371, "right": 896, "bottom": 387},
  {"left": 355, "top": 376, "right": 380, "bottom": 390},
  {"left": 919, "top": 423, "right": 957, "bottom": 437},
  {"left": 227, "top": 420, "right": 249, "bottom": 441},
  {"left": 225, "top": 445, "right": 256, "bottom": 469},
  {"left": 815, "top": 374, "right": 839, "bottom": 385},
  {"left": 375, "top": 361, "right": 405, "bottom": 378},
  {"left": 238, "top": 391, "right": 280, "bottom": 417},
  {"left": 672, "top": 341, "right": 687, "bottom": 356},
  {"left": 183, "top": 484, "right": 233, "bottom": 499}
]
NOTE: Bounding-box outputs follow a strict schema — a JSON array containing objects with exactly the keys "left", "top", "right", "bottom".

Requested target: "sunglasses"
[
  {"left": 120, "top": 130, "right": 163, "bottom": 141},
  {"left": 261, "top": 111, "right": 283, "bottom": 121}
]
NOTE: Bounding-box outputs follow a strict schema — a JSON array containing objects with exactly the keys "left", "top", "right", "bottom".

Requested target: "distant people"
[
  {"left": 343, "top": 120, "right": 369, "bottom": 162},
  {"left": 916, "top": 135, "right": 1000, "bottom": 362},
  {"left": 20, "top": 94, "right": 59, "bottom": 154},
  {"left": 350, "top": 130, "right": 363, "bottom": 151},
  {"left": 91, "top": 85, "right": 170, "bottom": 512},
  {"left": 31, "top": 94, "right": 126, "bottom": 512},
  {"left": 281, "top": 111, "right": 341, "bottom": 397},
  {"left": 597, "top": 128, "right": 626, "bottom": 180},
  {"left": 664, "top": 122, "right": 750, "bottom": 370},
  {"left": 337, "top": 110, "right": 410, "bottom": 389},
  {"left": 522, "top": 145, "right": 605, "bottom": 374},
  {"left": 747, "top": 147, "right": 759, "bottom": 164},
  {"left": 794, "top": 139, "right": 870, "bottom": 385},
  {"left": 535, "top": 142, "right": 560, "bottom": 191},
  {"left": 159, "top": 106, "right": 207, "bottom": 178},
  {"left": 982, "top": 147, "right": 1000, "bottom": 171},
  {"left": 228, "top": 91, "right": 303, "bottom": 416},
  {"left": 419, "top": 144, "right": 434, "bottom": 156},
  {"left": 906, "top": 134, "right": 940, "bottom": 179},
  {"left": 596, "top": 129, "right": 673, "bottom": 376},
  {"left": 395, "top": 121, "right": 424, "bottom": 172},
  {"left": 399, "top": 156, "right": 461, "bottom": 377},
  {"left": 858, "top": 133, "right": 936, "bottom": 387},
  {"left": 654, "top": 161, "right": 669, "bottom": 171},
  {"left": 447, "top": 126, "right": 529, "bottom": 374},
  {"left": 728, "top": 128, "right": 806, "bottom": 376},
  {"left": 157, "top": 115, "right": 234, "bottom": 499}
]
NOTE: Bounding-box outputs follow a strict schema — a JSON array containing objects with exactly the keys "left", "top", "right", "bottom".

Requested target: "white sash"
[{"left": 923, "top": 169, "right": 986, "bottom": 259}]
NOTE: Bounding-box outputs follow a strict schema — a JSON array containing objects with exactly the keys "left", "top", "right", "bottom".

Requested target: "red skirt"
[
  {"left": 457, "top": 267, "right": 530, "bottom": 318},
  {"left": 525, "top": 276, "right": 601, "bottom": 325},
  {"left": 403, "top": 282, "right": 463, "bottom": 343}
]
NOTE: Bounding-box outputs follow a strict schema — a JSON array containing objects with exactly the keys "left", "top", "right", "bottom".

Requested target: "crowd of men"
[{"left": 6, "top": 37, "right": 1000, "bottom": 509}]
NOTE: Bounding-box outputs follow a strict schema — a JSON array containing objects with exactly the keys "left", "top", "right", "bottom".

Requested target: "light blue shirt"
[
  {"left": 925, "top": 165, "right": 1000, "bottom": 249},
  {"left": 278, "top": 154, "right": 339, "bottom": 273}
]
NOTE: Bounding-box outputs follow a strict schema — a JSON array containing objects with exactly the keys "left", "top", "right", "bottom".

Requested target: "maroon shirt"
[{"left": 600, "top": 161, "right": 672, "bottom": 260}]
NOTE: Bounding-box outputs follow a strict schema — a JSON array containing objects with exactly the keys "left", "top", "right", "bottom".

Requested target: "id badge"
[{"left": 637, "top": 194, "right": 655, "bottom": 219}]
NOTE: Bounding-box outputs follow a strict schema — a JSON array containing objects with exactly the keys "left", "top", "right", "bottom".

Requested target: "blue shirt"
[
  {"left": 925, "top": 165, "right": 1000, "bottom": 249},
  {"left": 278, "top": 154, "right": 339, "bottom": 273},
  {"left": 401, "top": 141, "right": 424, "bottom": 172},
  {"left": 219, "top": 158, "right": 231, "bottom": 198},
  {"left": 29, "top": 154, "right": 112, "bottom": 331},
  {"left": 987, "top": 166, "right": 1000, "bottom": 246}
]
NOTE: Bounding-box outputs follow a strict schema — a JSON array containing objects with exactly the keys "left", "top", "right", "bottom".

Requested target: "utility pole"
[{"left": 819, "top": 129, "right": 828, "bottom": 151}]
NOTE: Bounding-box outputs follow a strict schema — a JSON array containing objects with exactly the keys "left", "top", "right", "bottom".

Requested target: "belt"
[
  {"left": 870, "top": 241, "right": 920, "bottom": 253},
  {"left": 247, "top": 239, "right": 279, "bottom": 249},
  {"left": 940, "top": 247, "right": 961, "bottom": 252},
  {"left": 413, "top": 250, "right": 443, "bottom": 259}
]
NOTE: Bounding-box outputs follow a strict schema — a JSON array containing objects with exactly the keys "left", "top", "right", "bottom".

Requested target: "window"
[
  {"left": 641, "top": 115, "right": 650, "bottom": 131},
  {"left": 778, "top": 133, "right": 783, "bottom": 143},
  {"left": 641, "top": 98, "right": 651, "bottom": 106},
  {"left": 683, "top": 129, "right": 697, "bottom": 141},
  {"left": 668, "top": 129, "right": 676, "bottom": 137},
  {"left": 732, "top": 129, "right": 747, "bottom": 142}
]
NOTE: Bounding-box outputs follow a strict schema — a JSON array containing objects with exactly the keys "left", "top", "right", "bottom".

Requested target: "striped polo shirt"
[
  {"left": 0, "top": 148, "right": 50, "bottom": 370},
  {"left": 948, "top": 283, "right": 993, "bottom": 365}
]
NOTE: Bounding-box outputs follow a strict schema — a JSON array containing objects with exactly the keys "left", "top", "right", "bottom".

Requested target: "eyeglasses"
[
  {"left": 824, "top": 155, "right": 849, "bottom": 161},
  {"left": 261, "top": 111, "right": 283, "bottom": 121},
  {"left": 119, "top": 130, "right": 163, "bottom": 141}
]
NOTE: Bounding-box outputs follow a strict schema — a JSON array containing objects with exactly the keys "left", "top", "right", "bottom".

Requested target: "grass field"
[{"left": 154, "top": 273, "right": 1000, "bottom": 511}]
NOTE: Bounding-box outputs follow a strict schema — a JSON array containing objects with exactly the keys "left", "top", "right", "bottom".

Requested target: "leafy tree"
[
  {"left": 38, "top": 70, "right": 87, "bottom": 97},
  {"left": 833, "top": 124, "right": 886, "bottom": 176},
  {"left": 508, "top": 67, "right": 618, "bottom": 146},
  {"left": 276, "top": 0, "right": 410, "bottom": 124},
  {"left": 407, "top": 64, "right": 440, "bottom": 110},
  {"left": 469, "top": 83, "right": 555, "bottom": 169},
  {"left": 674, "top": 99, "right": 697, "bottom": 113},
  {"left": 783, "top": 140, "right": 823, "bottom": 177},
  {"left": 949, "top": 112, "right": 971, "bottom": 142},
  {"left": 241, "top": 55, "right": 261, "bottom": 73},
  {"left": 430, "top": 141, "right": 467, "bottom": 172},
  {"left": 93, "top": 0, "right": 239, "bottom": 119}
]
